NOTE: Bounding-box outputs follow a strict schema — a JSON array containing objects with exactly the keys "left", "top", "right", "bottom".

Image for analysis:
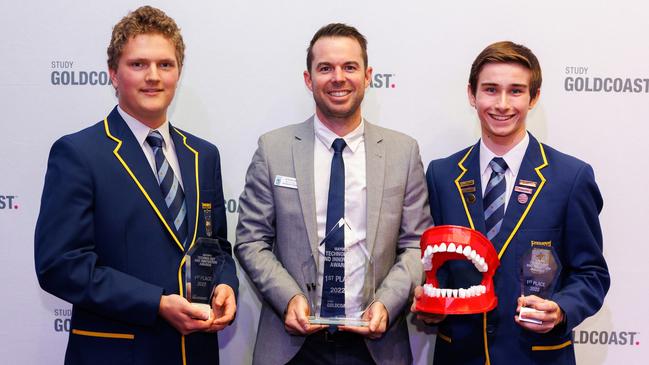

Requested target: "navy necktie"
[
  {"left": 146, "top": 131, "right": 188, "bottom": 248},
  {"left": 484, "top": 157, "right": 508, "bottom": 241},
  {"left": 321, "top": 138, "right": 346, "bottom": 318}
]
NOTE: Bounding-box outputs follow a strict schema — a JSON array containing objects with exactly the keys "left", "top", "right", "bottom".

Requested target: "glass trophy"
[
  {"left": 518, "top": 244, "right": 562, "bottom": 324},
  {"left": 308, "top": 218, "right": 375, "bottom": 327},
  {"left": 184, "top": 203, "right": 227, "bottom": 319}
]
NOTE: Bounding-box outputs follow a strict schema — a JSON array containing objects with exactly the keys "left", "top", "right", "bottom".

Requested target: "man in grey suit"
[{"left": 235, "top": 23, "right": 432, "bottom": 365}]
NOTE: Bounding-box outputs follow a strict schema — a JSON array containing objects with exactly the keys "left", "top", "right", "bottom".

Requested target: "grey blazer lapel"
[
  {"left": 364, "top": 122, "right": 385, "bottom": 256},
  {"left": 292, "top": 117, "right": 319, "bottom": 257}
]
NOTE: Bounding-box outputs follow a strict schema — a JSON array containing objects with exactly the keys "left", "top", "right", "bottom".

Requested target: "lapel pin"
[
  {"left": 518, "top": 179, "right": 538, "bottom": 188},
  {"left": 517, "top": 193, "right": 529, "bottom": 204},
  {"left": 461, "top": 186, "right": 476, "bottom": 193},
  {"left": 514, "top": 186, "right": 533, "bottom": 195},
  {"left": 201, "top": 202, "right": 213, "bottom": 237},
  {"left": 466, "top": 193, "right": 477, "bottom": 204},
  {"left": 459, "top": 180, "right": 475, "bottom": 188}
]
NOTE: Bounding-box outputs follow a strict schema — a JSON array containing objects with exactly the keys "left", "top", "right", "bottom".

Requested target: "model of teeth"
[
  {"left": 420, "top": 240, "right": 490, "bottom": 298},
  {"left": 418, "top": 225, "right": 500, "bottom": 315}
]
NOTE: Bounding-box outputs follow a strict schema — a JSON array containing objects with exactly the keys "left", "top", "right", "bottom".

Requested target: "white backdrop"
[{"left": 0, "top": 0, "right": 646, "bottom": 364}]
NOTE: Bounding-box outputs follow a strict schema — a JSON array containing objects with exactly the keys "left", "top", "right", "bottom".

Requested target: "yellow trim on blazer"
[
  {"left": 172, "top": 127, "right": 200, "bottom": 250},
  {"left": 497, "top": 142, "right": 548, "bottom": 260},
  {"left": 454, "top": 146, "right": 476, "bottom": 229},
  {"left": 103, "top": 118, "right": 184, "bottom": 252},
  {"left": 71, "top": 329, "right": 134, "bottom": 340},
  {"left": 483, "top": 313, "right": 491, "bottom": 365},
  {"left": 178, "top": 254, "right": 189, "bottom": 365},
  {"left": 171, "top": 127, "right": 200, "bottom": 365},
  {"left": 532, "top": 340, "right": 572, "bottom": 351}
]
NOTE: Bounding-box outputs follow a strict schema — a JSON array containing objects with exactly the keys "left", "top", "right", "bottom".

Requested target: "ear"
[
  {"left": 467, "top": 83, "right": 477, "bottom": 108},
  {"left": 529, "top": 88, "right": 541, "bottom": 109},
  {"left": 303, "top": 70, "right": 313, "bottom": 92},
  {"left": 364, "top": 66, "right": 373, "bottom": 89},
  {"left": 109, "top": 67, "right": 119, "bottom": 89}
]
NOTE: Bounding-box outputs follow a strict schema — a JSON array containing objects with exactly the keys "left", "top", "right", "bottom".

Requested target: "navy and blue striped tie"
[
  {"left": 484, "top": 157, "right": 508, "bottom": 241},
  {"left": 146, "top": 131, "right": 188, "bottom": 247}
]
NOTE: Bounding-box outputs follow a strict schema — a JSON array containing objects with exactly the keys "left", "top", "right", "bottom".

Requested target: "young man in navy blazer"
[
  {"left": 35, "top": 6, "right": 237, "bottom": 365},
  {"left": 412, "top": 41, "right": 609, "bottom": 364}
]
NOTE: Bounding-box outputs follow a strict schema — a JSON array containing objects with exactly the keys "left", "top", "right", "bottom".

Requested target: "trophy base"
[
  {"left": 308, "top": 316, "right": 369, "bottom": 327},
  {"left": 191, "top": 303, "right": 212, "bottom": 320},
  {"left": 518, "top": 306, "right": 543, "bottom": 324}
]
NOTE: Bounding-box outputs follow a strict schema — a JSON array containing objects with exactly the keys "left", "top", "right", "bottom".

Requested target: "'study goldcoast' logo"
[
  {"left": 50, "top": 60, "right": 112, "bottom": 86},
  {"left": 369, "top": 72, "right": 396, "bottom": 89},
  {"left": 573, "top": 329, "right": 640, "bottom": 346},
  {"left": 0, "top": 195, "right": 18, "bottom": 210},
  {"left": 564, "top": 66, "right": 649, "bottom": 93}
]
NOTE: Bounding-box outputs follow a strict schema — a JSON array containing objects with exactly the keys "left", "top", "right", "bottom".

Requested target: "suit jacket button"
[{"left": 486, "top": 324, "right": 496, "bottom": 335}]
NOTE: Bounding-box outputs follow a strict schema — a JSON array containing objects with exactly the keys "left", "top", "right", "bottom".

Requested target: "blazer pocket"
[{"left": 67, "top": 328, "right": 135, "bottom": 365}]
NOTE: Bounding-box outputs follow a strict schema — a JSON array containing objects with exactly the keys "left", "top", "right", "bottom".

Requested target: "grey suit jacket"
[{"left": 235, "top": 117, "right": 432, "bottom": 365}]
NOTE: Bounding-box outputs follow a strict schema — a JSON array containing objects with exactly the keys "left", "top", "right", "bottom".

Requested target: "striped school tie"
[
  {"left": 484, "top": 157, "right": 508, "bottom": 241},
  {"left": 146, "top": 131, "right": 188, "bottom": 247}
]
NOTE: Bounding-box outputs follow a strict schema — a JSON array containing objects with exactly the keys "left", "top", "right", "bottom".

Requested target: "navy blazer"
[
  {"left": 426, "top": 133, "right": 609, "bottom": 365},
  {"left": 35, "top": 107, "right": 238, "bottom": 365}
]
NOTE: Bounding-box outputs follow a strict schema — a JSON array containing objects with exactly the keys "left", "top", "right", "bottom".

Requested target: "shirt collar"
[
  {"left": 118, "top": 105, "right": 173, "bottom": 149},
  {"left": 480, "top": 132, "right": 529, "bottom": 177},
  {"left": 313, "top": 114, "right": 365, "bottom": 153}
]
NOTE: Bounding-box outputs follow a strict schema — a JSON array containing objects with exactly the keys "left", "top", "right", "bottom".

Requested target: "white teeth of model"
[
  {"left": 456, "top": 244, "right": 463, "bottom": 254},
  {"left": 470, "top": 250, "right": 477, "bottom": 259},
  {"left": 432, "top": 245, "right": 439, "bottom": 253},
  {"left": 421, "top": 246, "right": 434, "bottom": 270},
  {"left": 452, "top": 289, "right": 459, "bottom": 298},
  {"left": 439, "top": 243, "right": 447, "bottom": 252},
  {"left": 443, "top": 289, "right": 450, "bottom": 298},
  {"left": 447, "top": 243, "right": 456, "bottom": 252},
  {"left": 423, "top": 284, "right": 433, "bottom": 296},
  {"left": 421, "top": 257, "right": 432, "bottom": 271},
  {"left": 481, "top": 285, "right": 486, "bottom": 294},
  {"left": 434, "top": 288, "right": 441, "bottom": 297},
  {"left": 469, "top": 287, "right": 477, "bottom": 297},
  {"left": 463, "top": 246, "right": 472, "bottom": 257},
  {"left": 478, "top": 256, "right": 485, "bottom": 267}
]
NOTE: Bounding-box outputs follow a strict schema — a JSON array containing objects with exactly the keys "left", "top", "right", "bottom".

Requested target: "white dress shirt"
[
  {"left": 118, "top": 106, "right": 184, "bottom": 189},
  {"left": 313, "top": 115, "right": 368, "bottom": 318},
  {"left": 479, "top": 133, "right": 529, "bottom": 212}
]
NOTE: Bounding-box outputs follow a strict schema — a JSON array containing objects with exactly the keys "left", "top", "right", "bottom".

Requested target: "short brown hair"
[
  {"left": 306, "top": 23, "right": 368, "bottom": 71},
  {"left": 107, "top": 6, "right": 185, "bottom": 71},
  {"left": 469, "top": 41, "right": 542, "bottom": 100}
]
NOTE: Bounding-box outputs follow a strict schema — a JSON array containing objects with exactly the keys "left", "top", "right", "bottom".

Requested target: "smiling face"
[
  {"left": 303, "top": 36, "right": 372, "bottom": 133},
  {"left": 468, "top": 62, "right": 540, "bottom": 154},
  {"left": 109, "top": 33, "right": 180, "bottom": 129}
]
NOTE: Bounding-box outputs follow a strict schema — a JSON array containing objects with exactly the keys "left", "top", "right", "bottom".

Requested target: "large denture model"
[{"left": 416, "top": 225, "right": 500, "bottom": 314}]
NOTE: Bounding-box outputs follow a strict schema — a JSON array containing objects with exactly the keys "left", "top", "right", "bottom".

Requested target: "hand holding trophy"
[{"left": 517, "top": 242, "right": 562, "bottom": 328}]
